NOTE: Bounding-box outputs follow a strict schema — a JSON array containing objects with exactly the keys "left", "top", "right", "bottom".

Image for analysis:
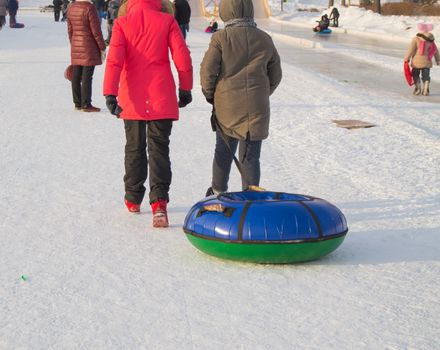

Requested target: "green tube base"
[{"left": 186, "top": 234, "right": 346, "bottom": 264}]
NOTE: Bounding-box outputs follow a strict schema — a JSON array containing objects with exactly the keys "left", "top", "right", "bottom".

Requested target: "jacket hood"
[
  {"left": 219, "top": 0, "right": 254, "bottom": 22},
  {"left": 127, "top": 0, "right": 161, "bottom": 13},
  {"left": 417, "top": 32, "right": 435, "bottom": 42}
]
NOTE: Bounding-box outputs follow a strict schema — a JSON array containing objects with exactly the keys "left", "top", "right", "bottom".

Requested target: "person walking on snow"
[
  {"left": 174, "top": 0, "right": 191, "bottom": 41},
  {"left": 0, "top": 0, "right": 7, "bottom": 30},
  {"left": 103, "top": 0, "right": 193, "bottom": 228},
  {"left": 67, "top": 0, "right": 106, "bottom": 111},
  {"left": 7, "top": 0, "right": 20, "bottom": 28},
  {"left": 405, "top": 23, "right": 440, "bottom": 96},
  {"left": 105, "top": 0, "right": 120, "bottom": 44},
  {"left": 53, "top": 0, "right": 63, "bottom": 21},
  {"left": 329, "top": 7, "right": 339, "bottom": 28},
  {"left": 200, "top": 0, "right": 282, "bottom": 196},
  {"left": 61, "top": 0, "right": 70, "bottom": 22}
]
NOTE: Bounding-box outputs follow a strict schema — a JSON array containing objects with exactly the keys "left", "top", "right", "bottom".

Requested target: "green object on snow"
[
  {"left": 21, "top": 275, "right": 28, "bottom": 281},
  {"left": 186, "top": 234, "right": 346, "bottom": 264}
]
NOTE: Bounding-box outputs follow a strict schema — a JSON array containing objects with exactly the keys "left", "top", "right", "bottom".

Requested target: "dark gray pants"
[
  {"left": 412, "top": 68, "right": 430, "bottom": 83},
  {"left": 124, "top": 119, "right": 173, "bottom": 204},
  {"left": 212, "top": 131, "right": 262, "bottom": 192},
  {"left": 71, "top": 65, "right": 95, "bottom": 108}
]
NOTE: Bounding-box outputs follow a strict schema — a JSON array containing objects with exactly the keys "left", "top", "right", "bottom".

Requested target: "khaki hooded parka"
[{"left": 200, "top": 0, "right": 282, "bottom": 141}]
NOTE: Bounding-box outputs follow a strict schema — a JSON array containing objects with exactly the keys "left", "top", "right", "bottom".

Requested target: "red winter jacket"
[
  {"left": 103, "top": 0, "right": 193, "bottom": 121},
  {"left": 67, "top": 1, "right": 106, "bottom": 66}
]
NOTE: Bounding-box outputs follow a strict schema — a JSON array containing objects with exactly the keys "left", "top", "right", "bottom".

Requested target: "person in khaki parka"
[
  {"left": 404, "top": 23, "right": 440, "bottom": 96},
  {"left": 200, "top": 0, "right": 282, "bottom": 196}
]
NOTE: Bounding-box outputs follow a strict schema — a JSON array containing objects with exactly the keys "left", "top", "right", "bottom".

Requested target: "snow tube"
[
  {"left": 317, "top": 28, "right": 332, "bottom": 34},
  {"left": 183, "top": 191, "right": 348, "bottom": 264}
]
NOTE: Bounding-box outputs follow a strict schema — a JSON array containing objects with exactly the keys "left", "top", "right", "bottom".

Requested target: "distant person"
[
  {"left": 103, "top": 0, "right": 192, "bottom": 228},
  {"left": 61, "top": 0, "right": 70, "bottom": 21},
  {"left": 174, "top": 0, "right": 191, "bottom": 40},
  {"left": 204, "top": 16, "right": 218, "bottom": 33},
  {"left": 0, "top": 0, "right": 7, "bottom": 30},
  {"left": 313, "top": 14, "right": 329, "bottom": 32},
  {"left": 200, "top": 0, "right": 282, "bottom": 196},
  {"left": 67, "top": 0, "right": 106, "bottom": 111},
  {"left": 329, "top": 7, "right": 339, "bottom": 27},
  {"left": 105, "top": 0, "right": 120, "bottom": 44},
  {"left": 53, "top": 0, "right": 63, "bottom": 21},
  {"left": 93, "top": 0, "right": 105, "bottom": 25},
  {"left": 405, "top": 23, "right": 440, "bottom": 96},
  {"left": 7, "top": 0, "right": 20, "bottom": 28}
]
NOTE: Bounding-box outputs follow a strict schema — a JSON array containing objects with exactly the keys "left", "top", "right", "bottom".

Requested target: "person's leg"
[
  {"left": 412, "top": 68, "right": 422, "bottom": 95},
  {"left": 71, "top": 65, "right": 83, "bottom": 108},
  {"left": 238, "top": 139, "right": 262, "bottom": 190},
  {"left": 54, "top": 10, "right": 60, "bottom": 22},
  {"left": 422, "top": 68, "right": 431, "bottom": 96},
  {"left": 147, "top": 120, "right": 173, "bottom": 204},
  {"left": 81, "top": 66, "right": 95, "bottom": 108},
  {"left": 421, "top": 68, "right": 430, "bottom": 82},
  {"left": 9, "top": 11, "right": 17, "bottom": 27},
  {"left": 124, "top": 120, "right": 148, "bottom": 204},
  {"left": 211, "top": 131, "right": 238, "bottom": 193},
  {"left": 0, "top": 16, "right": 5, "bottom": 30}
]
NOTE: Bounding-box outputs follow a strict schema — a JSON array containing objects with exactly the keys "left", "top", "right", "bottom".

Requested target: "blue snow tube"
[
  {"left": 317, "top": 28, "right": 332, "bottom": 34},
  {"left": 183, "top": 191, "right": 348, "bottom": 263}
]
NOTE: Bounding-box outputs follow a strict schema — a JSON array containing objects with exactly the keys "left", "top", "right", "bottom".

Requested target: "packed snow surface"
[{"left": 1, "top": 12, "right": 439, "bottom": 350}]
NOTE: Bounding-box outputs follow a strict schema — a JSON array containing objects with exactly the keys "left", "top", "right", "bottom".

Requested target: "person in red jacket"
[{"left": 103, "top": 0, "right": 193, "bottom": 228}]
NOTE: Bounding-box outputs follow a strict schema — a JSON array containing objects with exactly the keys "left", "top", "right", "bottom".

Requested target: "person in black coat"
[
  {"left": 174, "top": 0, "right": 191, "bottom": 41},
  {"left": 329, "top": 7, "right": 339, "bottom": 27},
  {"left": 53, "top": 0, "right": 62, "bottom": 21}
]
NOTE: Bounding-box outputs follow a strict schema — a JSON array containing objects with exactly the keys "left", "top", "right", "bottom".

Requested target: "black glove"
[
  {"left": 206, "top": 97, "right": 214, "bottom": 105},
  {"left": 178, "top": 89, "right": 192, "bottom": 108},
  {"left": 106, "top": 95, "right": 122, "bottom": 117}
]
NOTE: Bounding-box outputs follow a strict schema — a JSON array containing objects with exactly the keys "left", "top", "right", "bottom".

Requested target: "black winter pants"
[
  {"left": 211, "top": 131, "right": 262, "bottom": 192},
  {"left": 54, "top": 9, "right": 61, "bottom": 21},
  {"left": 123, "top": 119, "right": 173, "bottom": 204},
  {"left": 71, "top": 65, "right": 95, "bottom": 108}
]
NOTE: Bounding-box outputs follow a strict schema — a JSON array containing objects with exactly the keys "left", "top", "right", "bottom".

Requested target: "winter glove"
[
  {"left": 106, "top": 95, "right": 123, "bottom": 117},
  {"left": 101, "top": 50, "right": 106, "bottom": 63},
  {"left": 178, "top": 89, "right": 192, "bottom": 108},
  {"left": 206, "top": 97, "right": 214, "bottom": 105}
]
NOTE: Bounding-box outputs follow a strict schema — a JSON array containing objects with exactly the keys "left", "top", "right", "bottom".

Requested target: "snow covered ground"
[{"left": 1, "top": 11, "right": 440, "bottom": 350}]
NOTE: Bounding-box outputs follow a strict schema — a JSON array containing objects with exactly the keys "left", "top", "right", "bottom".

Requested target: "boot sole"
[{"left": 153, "top": 214, "right": 169, "bottom": 228}]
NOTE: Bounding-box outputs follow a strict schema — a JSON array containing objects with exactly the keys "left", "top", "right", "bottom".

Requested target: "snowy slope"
[{"left": 1, "top": 12, "right": 439, "bottom": 350}]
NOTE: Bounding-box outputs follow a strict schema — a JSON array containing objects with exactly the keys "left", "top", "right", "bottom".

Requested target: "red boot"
[
  {"left": 151, "top": 199, "right": 168, "bottom": 228},
  {"left": 125, "top": 199, "right": 140, "bottom": 213}
]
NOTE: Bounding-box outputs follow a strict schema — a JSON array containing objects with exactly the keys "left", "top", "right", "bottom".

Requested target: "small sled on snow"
[
  {"left": 332, "top": 119, "right": 376, "bottom": 129},
  {"left": 316, "top": 28, "right": 332, "bottom": 35},
  {"left": 404, "top": 61, "right": 414, "bottom": 86}
]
